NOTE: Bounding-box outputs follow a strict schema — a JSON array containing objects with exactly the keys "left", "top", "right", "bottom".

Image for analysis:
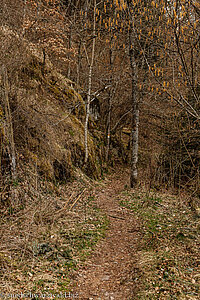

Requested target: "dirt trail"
[{"left": 72, "top": 168, "right": 140, "bottom": 300}]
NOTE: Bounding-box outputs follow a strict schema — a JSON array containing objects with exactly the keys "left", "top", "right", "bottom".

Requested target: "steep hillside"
[{"left": 1, "top": 54, "right": 103, "bottom": 190}]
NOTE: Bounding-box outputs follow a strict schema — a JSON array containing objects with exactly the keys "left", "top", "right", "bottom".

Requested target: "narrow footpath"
[{"left": 72, "top": 168, "right": 141, "bottom": 299}]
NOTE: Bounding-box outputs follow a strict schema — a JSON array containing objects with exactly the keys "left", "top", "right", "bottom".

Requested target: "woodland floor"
[
  {"left": 71, "top": 168, "right": 140, "bottom": 299},
  {"left": 70, "top": 168, "right": 199, "bottom": 300},
  {"left": 0, "top": 167, "right": 199, "bottom": 299}
]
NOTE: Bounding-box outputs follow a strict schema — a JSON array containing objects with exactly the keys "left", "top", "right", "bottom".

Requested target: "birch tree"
[
  {"left": 128, "top": 13, "right": 139, "bottom": 188},
  {"left": 84, "top": 0, "right": 97, "bottom": 163},
  {"left": 115, "top": 0, "right": 139, "bottom": 187}
]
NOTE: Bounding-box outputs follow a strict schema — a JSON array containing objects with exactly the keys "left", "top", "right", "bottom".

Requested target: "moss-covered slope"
[{"left": 1, "top": 57, "right": 101, "bottom": 182}]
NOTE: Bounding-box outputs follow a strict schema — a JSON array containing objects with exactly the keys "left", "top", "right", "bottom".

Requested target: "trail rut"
[{"left": 72, "top": 169, "right": 140, "bottom": 299}]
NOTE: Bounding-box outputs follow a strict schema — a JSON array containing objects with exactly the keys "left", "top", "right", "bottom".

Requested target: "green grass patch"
[{"left": 119, "top": 190, "right": 199, "bottom": 299}]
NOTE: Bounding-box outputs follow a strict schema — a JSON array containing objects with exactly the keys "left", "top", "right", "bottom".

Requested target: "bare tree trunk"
[
  {"left": 106, "top": 36, "right": 113, "bottom": 162},
  {"left": 129, "top": 19, "right": 139, "bottom": 188},
  {"left": 68, "top": 24, "right": 72, "bottom": 79},
  {"left": 22, "top": 0, "right": 27, "bottom": 36},
  {"left": 105, "top": 96, "right": 111, "bottom": 162},
  {"left": 77, "top": 40, "right": 81, "bottom": 87},
  {"left": 84, "top": 0, "right": 96, "bottom": 163},
  {"left": 2, "top": 66, "right": 16, "bottom": 179}
]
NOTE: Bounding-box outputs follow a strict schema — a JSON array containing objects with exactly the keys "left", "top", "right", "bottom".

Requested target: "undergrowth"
[
  {"left": 119, "top": 188, "right": 199, "bottom": 299},
  {"left": 0, "top": 171, "right": 109, "bottom": 298}
]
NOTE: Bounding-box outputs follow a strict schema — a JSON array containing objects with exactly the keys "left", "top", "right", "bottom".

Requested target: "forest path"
[{"left": 72, "top": 167, "right": 140, "bottom": 299}]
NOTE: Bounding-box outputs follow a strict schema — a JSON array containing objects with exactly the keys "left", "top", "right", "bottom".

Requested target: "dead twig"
[
  {"left": 108, "top": 214, "right": 125, "bottom": 220},
  {"left": 69, "top": 188, "right": 86, "bottom": 211}
]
